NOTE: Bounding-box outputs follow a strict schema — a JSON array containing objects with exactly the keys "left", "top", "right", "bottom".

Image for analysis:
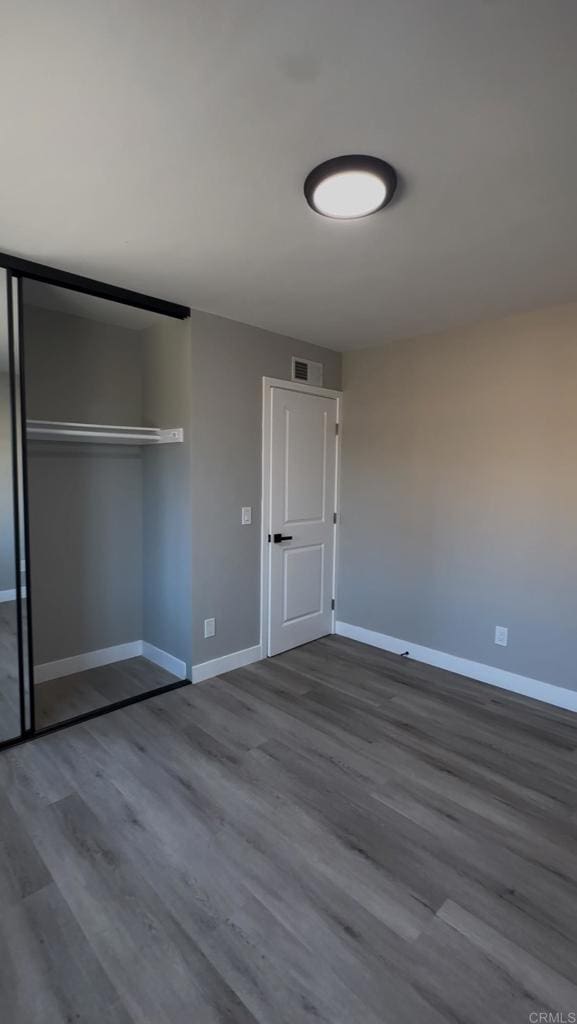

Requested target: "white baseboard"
[
  {"left": 35, "top": 641, "right": 143, "bottom": 684},
  {"left": 335, "top": 621, "right": 577, "bottom": 714},
  {"left": 192, "top": 643, "right": 263, "bottom": 684},
  {"left": 35, "top": 640, "right": 187, "bottom": 684},
  {"left": 0, "top": 589, "right": 16, "bottom": 603},
  {"left": 142, "top": 642, "right": 187, "bottom": 679}
]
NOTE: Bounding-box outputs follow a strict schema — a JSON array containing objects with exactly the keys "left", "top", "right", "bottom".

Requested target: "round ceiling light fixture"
[{"left": 304, "top": 154, "right": 397, "bottom": 220}]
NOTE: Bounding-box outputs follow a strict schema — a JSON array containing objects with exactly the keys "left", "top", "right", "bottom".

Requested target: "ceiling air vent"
[{"left": 291, "top": 357, "right": 323, "bottom": 387}]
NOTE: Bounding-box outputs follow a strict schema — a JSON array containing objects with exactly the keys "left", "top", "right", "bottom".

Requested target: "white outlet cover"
[
  {"left": 204, "top": 617, "right": 216, "bottom": 638},
  {"left": 494, "top": 625, "right": 508, "bottom": 647}
]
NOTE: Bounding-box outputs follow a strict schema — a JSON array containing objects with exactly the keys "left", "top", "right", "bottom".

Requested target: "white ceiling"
[{"left": 1, "top": 1, "right": 576, "bottom": 351}]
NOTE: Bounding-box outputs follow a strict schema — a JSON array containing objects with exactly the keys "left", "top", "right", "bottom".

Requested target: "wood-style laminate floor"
[
  {"left": 1, "top": 634, "right": 577, "bottom": 1023},
  {"left": 35, "top": 656, "right": 180, "bottom": 730},
  {"left": 0, "top": 600, "right": 21, "bottom": 743}
]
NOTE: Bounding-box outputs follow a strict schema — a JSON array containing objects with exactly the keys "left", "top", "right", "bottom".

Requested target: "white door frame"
[{"left": 260, "top": 376, "right": 342, "bottom": 658}]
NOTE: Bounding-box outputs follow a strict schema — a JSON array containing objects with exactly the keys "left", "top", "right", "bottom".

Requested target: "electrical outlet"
[
  {"left": 204, "top": 617, "right": 216, "bottom": 639},
  {"left": 241, "top": 506, "right": 252, "bottom": 525},
  {"left": 494, "top": 625, "right": 508, "bottom": 647}
]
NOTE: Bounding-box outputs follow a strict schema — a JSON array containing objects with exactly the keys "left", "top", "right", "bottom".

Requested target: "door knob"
[{"left": 273, "top": 533, "right": 293, "bottom": 543}]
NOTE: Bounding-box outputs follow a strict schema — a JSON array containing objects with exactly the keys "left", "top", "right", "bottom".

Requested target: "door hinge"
[
  {"left": 333, "top": 511, "right": 338, "bottom": 525},
  {"left": 267, "top": 534, "right": 271, "bottom": 543},
  {"left": 335, "top": 423, "right": 339, "bottom": 436},
  {"left": 331, "top": 598, "right": 335, "bottom": 610}
]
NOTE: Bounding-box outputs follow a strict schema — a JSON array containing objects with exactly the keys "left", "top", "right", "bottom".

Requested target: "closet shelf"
[{"left": 26, "top": 420, "right": 183, "bottom": 445}]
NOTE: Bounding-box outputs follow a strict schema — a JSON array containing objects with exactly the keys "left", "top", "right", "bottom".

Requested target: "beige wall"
[{"left": 338, "top": 302, "right": 577, "bottom": 692}]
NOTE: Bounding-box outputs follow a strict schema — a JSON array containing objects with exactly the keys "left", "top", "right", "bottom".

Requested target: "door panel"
[
  {"left": 268, "top": 387, "right": 337, "bottom": 657},
  {"left": 283, "top": 544, "right": 324, "bottom": 623},
  {"left": 283, "top": 403, "right": 327, "bottom": 523}
]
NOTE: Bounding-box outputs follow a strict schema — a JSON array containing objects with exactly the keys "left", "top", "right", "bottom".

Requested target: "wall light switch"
[
  {"left": 204, "top": 617, "right": 216, "bottom": 639},
  {"left": 241, "top": 506, "right": 252, "bottom": 525},
  {"left": 494, "top": 625, "right": 508, "bottom": 647}
]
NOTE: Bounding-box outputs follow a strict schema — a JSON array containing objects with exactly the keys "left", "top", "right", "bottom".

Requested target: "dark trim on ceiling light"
[
  {"left": 304, "top": 154, "right": 397, "bottom": 218},
  {"left": 0, "top": 251, "right": 190, "bottom": 319}
]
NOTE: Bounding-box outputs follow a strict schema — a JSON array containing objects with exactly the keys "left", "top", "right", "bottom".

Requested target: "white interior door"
[{"left": 266, "top": 385, "right": 338, "bottom": 657}]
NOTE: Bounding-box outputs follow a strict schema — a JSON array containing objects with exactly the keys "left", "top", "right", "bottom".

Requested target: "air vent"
[{"left": 291, "top": 357, "right": 323, "bottom": 387}]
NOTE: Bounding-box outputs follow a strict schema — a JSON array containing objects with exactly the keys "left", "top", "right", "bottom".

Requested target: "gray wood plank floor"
[
  {"left": 0, "top": 601, "right": 21, "bottom": 743},
  {"left": 35, "top": 656, "right": 179, "bottom": 729},
  {"left": 1, "top": 634, "right": 577, "bottom": 1023}
]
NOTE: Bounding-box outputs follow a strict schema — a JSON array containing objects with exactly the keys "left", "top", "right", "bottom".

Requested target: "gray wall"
[
  {"left": 27, "top": 447, "right": 143, "bottom": 663},
  {"left": 189, "top": 309, "right": 341, "bottom": 664},
  {"left": 142, "top": 318, "right": 193, "bottom": 673},
  {"left": 24, "top": 306, "right": 143, "bottom": 424},
  {"left": 24, "top": 305, "right": 144, "bottom": 664},
  {"left": 0, "top": 374, "right": 15, "bottom": 592},
  {"left": 338, "top": 302, "right": 577, "bottom": 693}
]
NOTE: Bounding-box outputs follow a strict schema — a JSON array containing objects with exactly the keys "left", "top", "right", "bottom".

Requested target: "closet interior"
[{"left": 0, "top": 256, "right": 192, "bottom": 745}]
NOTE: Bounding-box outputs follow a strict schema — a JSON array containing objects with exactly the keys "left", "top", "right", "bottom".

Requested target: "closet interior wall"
[
  {"left": 25, "top": 304, "right": 144, "bottom": 666},
  {"left": 141, "top": 317, "right": 193, "bottom": 673}
]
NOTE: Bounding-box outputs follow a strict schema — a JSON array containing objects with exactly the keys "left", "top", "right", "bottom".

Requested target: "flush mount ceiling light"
[{"left": 304, "top": 154, "right": 397, "bottom": 220}]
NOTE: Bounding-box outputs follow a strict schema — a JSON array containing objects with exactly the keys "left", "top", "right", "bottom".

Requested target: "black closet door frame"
[
  {"left": 0, "top": 252, "right": 191, "bottom": 749},
  {"left": 0, "top": 252, "right": 190, "bottom": 320}
]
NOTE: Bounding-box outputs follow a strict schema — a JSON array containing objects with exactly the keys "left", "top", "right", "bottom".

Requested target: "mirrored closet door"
[
  {"left": 0, "top": 270, "right": 31, "bottom": 745},
  {"left": 0, "top": 253, "right": 191, "bottom": 746}
]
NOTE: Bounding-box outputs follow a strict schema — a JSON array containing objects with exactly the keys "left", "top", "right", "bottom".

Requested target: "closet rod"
[{"left": 27, "top": 420, "right": 183, "bottom": 445}]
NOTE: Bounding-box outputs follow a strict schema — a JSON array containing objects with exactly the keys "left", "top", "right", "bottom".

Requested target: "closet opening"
[{"left": 0, "top": 253, "right": 192, "bottom": 745}]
